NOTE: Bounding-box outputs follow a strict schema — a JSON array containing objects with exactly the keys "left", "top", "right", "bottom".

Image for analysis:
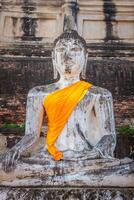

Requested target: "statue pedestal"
[{"left": 0, "top": 154, "right": 133, "bottom": 199}]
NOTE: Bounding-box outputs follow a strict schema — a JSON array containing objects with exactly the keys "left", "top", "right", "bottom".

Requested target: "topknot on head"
[{"left": 54, "top": 15, "right": 87, "bottom": 51}]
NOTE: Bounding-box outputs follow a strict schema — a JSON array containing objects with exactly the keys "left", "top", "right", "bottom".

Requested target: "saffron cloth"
[{"left": 43, "top": 81, "right": 92, "bottom": 160}]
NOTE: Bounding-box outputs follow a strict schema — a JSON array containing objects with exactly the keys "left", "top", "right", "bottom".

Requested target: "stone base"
[
  {"left": 0, "top": 154, "right": 133, "bottom": 187},
  {"left": 0, "top": 186, "right": 134, "bottom": 200},
  {"left": 0, "top": 155, "right": 134, "bottom": 199}
]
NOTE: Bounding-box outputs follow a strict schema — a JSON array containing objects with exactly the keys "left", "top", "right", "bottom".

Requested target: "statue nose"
[{"left": 64, "top": 50, "right": 71, "bottom": 61}]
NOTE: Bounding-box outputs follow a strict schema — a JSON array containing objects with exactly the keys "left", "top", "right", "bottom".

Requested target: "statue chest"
[{"left": 55, "top": 94, "right": 93, "bottom": 152}]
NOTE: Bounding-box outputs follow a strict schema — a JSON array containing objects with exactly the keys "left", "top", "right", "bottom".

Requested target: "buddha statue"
[{"left": 2, "top": 30, "right": 116, "bottom": 173}]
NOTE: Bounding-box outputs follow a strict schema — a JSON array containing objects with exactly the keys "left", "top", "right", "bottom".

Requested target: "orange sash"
[{"left": 43, "top": 81, "right": 92, "bottom": 160}]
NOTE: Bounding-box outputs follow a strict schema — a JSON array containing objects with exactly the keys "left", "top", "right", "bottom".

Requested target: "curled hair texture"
[{"left": 54, "top": 30, "right": 87, "bottom": 51}]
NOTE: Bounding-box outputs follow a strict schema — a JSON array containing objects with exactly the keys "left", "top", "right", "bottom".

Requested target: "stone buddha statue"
[{"left": 2, "top": 30, "right": 116, "bottom": 173}]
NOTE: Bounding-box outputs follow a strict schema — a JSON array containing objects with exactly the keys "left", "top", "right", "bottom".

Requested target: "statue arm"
[
  {"left": 93, "top": 89, "right": 116, "bottom": 158},
  {"left": 14, "top": 92, "right": 44, "bottom": 151},
  {"left": 2, "top": 90, "right": 44, "bottom": 172}
]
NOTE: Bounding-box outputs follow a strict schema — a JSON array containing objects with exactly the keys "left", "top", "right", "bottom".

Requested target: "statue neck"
[{"left": 57, "top": 75, "right": 80, "bottom": 89}]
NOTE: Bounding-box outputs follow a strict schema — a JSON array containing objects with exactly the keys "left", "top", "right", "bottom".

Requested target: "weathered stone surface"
[
  {"left": 0, "top": 155, "right": 133, "bottom": 187},
  {"left": 0, "top": 187, "right": 134, "bottom": 200},
  {"left": 0, "top": 57, "right": 133, "bottom": 126},
  {"left": 1, "top": 29, "right": 118, "bottom": 173},
  {"left": 0, "top": 2, "right": 133, "bottom": 198},
  {"left": 0, "top": 132, "right": 133, "bottom": 159},
  {"left": 0, "top": 0, "right": 134, "bottom": 126},
  {"left": 114, "top": 135, "right": 134, "bottom": 159},
  {"left": 1, "top": 27, "right": 133, "bottom": 199},
  {"left": 114, "top": 98, "right": 134, "bottom": 127},
  {"left": 0, "top": 95, "right": 26, "bottom": 124},
  {"left": 0, "top": 57, "right": 134, "bottom": 96},
  {"left": 0, "top": 0, "right": 133, "bottom": 43},
  {"left": 0, "top": 135, "right": 7, "bottom": 154}
]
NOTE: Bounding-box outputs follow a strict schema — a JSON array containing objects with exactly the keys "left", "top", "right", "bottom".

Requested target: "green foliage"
[
  {"left": 0, "top": 123, "right": 25, "bottom": 130},
  {"left": 116, "top": 125, "right": 134, "bottom": 136},
  {"left": 0, "top": 124, "right": 134, "bottom": 136}
]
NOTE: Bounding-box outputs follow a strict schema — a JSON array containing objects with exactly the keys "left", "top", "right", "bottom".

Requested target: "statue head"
[{"left": 52, "top": 30, "right": 88, "bottom": 79}]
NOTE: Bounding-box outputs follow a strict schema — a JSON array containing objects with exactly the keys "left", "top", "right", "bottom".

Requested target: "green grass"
[
  {"left": 0, "top": 123, "right": 134, "bottom": 136},
  {"left": 116, "top": 125, "right": 134, "bottom": 136},
  {"left": 0, "top": 123, "right": 25, "bottom": 130}
]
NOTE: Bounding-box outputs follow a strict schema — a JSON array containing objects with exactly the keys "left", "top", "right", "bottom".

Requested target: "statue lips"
[
  {"left": 64, "top": 60, "right": 75, "bottom": 73},
  {"left": 63, "top": 59, "right": 75, "bottom": 73}
]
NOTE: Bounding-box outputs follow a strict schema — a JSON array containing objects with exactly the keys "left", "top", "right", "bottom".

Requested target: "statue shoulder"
[
  {"left": 90, "top": 85, "right": 112, "bottom": 98},
  {"left": 27, "top": 83, "right": 59, "bottom": 98}
]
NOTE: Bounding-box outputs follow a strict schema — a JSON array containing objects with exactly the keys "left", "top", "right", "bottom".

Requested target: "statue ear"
[
  {"left": 81, "top": 52, "right": 88, "bottom": 79},
  {"left": 52, "top": 51, "right": 58, "bottom": 79}
]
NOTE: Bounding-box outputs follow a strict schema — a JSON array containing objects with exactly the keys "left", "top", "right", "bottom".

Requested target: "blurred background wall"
[{"left": 0, "top": 0, "right": 134, "bottom": 127}]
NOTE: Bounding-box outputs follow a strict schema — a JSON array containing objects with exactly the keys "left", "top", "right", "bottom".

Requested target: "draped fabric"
[{"left": 43, "top": 81, "right": 92, "bottom": 160}]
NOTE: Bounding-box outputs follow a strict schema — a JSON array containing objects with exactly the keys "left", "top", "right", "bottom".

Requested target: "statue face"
[{"left": 53, "top": 38, "right": 87, "bottom": 78}]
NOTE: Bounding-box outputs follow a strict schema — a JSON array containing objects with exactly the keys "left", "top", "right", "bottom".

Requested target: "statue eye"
[
  {"left": 71, "top": 47, "right": 82, "bottom": 52},
  {"left": 56, "top": 47, "right": 65, "bottom": 52}
]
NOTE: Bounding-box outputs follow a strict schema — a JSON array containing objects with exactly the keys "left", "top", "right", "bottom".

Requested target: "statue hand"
[
  {"left": 87, "top": 148, "right": 100, "bottom": 159},
  {"left": 2, "top": 148, "right": 20, "bottom": 172}
]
